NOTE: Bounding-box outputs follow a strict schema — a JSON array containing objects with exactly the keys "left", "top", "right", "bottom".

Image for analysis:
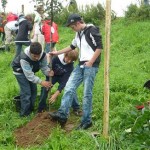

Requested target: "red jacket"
[
  {"left": 7, "top": 13, "right": 18, "bottom": 22},
  {"left": 42, "top": 20, "right": 59, "bottom": 43}
]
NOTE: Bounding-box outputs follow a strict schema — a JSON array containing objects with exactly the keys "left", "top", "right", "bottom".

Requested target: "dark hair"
[
  {"left": 25, "top": 15, "right": 33, "bottom": 23},
  {"left": 30, "top": 42, "right": 42, "bottom": 54}
]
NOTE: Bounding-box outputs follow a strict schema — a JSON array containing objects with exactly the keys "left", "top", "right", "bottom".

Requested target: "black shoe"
[
  {"left": 37, "top": 106, "right": 48, "bottom": 113},
  {"left": 49, "top": 111, "right": 67, "bottom": 127},
  {"left": 49, "top": 111, "right": 60, "bottom": 120},
  {"left": 76, "top": 122, "right": 92, "bottom": 130}
]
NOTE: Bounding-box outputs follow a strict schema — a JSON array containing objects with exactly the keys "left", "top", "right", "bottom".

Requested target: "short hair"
[
  {"left": 64, "top": 50, "right": 78, "bottom": 61},
  {"left": 30, "top": 42, "right": 42, "bottom": 55},
  {"left": 25, "top": 15, "right": 33, "bottom": 23}
]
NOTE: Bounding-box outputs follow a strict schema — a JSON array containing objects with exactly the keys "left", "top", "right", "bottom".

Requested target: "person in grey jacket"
[{"left": 12, "top": 42, "right": 52, "bottom": 117}]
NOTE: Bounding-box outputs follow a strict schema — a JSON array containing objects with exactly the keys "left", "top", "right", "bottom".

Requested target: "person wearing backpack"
[{"left": 49, "top": 13, "right": 103, "bottom": 130}]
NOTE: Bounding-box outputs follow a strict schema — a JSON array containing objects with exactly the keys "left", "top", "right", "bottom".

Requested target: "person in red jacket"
[
  {"left": 42, "top": 18, "right": 59, "bottom": 53},
  {"left": 6, "top": 12, "right": 18, "bottom": 22}
]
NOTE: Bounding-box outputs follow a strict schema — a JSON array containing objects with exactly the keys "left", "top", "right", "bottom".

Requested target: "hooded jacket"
[
  {"left": 6, "top": 12, "right": 18, "bottom": 22},
  {"left": 70, "top": 24, "right": 103, "bottom": 67},
  {"left": 15, "top": 16, "right": 33, "bottom": 43},
  {"left": 12, "top": 46, "right": 50, "bottom": 84}
]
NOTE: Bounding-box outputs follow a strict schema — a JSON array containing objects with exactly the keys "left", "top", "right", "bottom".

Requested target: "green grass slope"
[{"left": 0, "top": 19, "right": 149, "bottom": 149}]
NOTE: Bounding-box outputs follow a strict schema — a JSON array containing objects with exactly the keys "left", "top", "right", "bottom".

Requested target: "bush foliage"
[
  {"left": 125, "top": 4, "right": 150, "bottom": 21},
  {"left": 54, "top": 3, "right": 107, "bottom": 26}
]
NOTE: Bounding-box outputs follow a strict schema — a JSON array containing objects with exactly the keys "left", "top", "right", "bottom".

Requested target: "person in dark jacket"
[
  {"left": 12, "top": 42, "right": 52, "bottom": 117},
  {"left": 15, "top": 14, "right": 33, "bottom": 57},
  {"left": 38, "top": 50, "right": 80, "bottom": 114}
]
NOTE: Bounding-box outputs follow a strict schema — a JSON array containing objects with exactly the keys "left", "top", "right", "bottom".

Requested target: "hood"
[
  {"left": 24, "top": 46, "right": 43, "bottom": 61},
  {"left": 18, "top": 17, "right": 26, "bottom": 24}
]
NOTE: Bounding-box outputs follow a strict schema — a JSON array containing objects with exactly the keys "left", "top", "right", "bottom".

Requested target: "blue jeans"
[
  {"left": 45, "top": 43, "right": 50, "bottom": 53},
  {"left": 15, "top": 74, "right": 37, "bottom": 116},
  {"left": 58, "top": 65, "right": 98, "bottom": 124},
  {"left": 45, "top": 43, "right": 56, "bottom": 53},
  {"left": 38, "top": 76, "right": 80, "bottom": 112},
  {"left": 15, "top": 42, "right": 30, "bottom": 57}
]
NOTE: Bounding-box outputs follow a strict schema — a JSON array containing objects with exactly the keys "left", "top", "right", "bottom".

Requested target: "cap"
[{"left": 66, "top": 14, "right": 82, "bottom": 26}]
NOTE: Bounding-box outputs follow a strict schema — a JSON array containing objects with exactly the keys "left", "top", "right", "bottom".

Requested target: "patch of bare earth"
[{"left": 14, "top": 111, "right": 76, "bottom": 148}]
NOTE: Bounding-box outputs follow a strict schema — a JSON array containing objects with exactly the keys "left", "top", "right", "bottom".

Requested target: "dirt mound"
[{"left": 14, "top": 112, "right": 76, "bottom": 148}]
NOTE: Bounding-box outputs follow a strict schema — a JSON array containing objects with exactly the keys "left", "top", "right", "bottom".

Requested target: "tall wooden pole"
[
  {"left": 48, "top": 0, "right": 54, "bottom": 111},
  {"left": 102, "top": 0, "right": 111, "bottom": 138},
  {"left": 21, "top": 5, "right": 24, "bottom": 14}
]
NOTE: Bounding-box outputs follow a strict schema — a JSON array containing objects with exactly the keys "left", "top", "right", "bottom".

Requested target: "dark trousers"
[
  {"left": 15, "top": 74, "right": 37, "bottom": 116},
  {"left": 0, "top": 32, "right": 5, "bottom": 42},
  {"left": 38, "top": 76, "right": 80, "bottom": 112}
]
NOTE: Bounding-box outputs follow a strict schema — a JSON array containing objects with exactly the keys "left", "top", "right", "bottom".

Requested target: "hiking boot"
[
  {"left": 49, "top": 111, "right": 67, "bottom": 127},
  {"left": 76, "top": 122, "right": 92, "bottom": 130},
  {"left": 73, "top": 109, "right": 82, "bottom": 116},
  {"left": 49, "top": 111, "right": 60, "bottom": 120}
]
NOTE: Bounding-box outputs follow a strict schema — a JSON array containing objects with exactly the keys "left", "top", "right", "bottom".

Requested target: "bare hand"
[
  {"left": 84, "top": 61, "right": 93, "bottom": 67},
  {"left": 49, "top": 70, "right": 54, "bottom": 77},
  {"left": 49, "top": 91, "right": 60, "bottom": 104},
  {"left": 49, "top": 51, "right": 59, "bottom": 56},
  {"left": 40, "top": 81, "right": 52, "bottom": 88},
  {"left": 49, "top": 94, "right": 57, "bottom": 104}
]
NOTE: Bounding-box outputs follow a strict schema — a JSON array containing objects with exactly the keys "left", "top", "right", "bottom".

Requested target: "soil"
[{"left": 14, "top": 111, "right": 77, "bottom": 148}]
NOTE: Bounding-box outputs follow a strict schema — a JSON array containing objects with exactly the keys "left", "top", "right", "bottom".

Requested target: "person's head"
[
  {"left": 66, "top": 13, "right": 85, "bottom": 32},
  {"left": 30, "top": 42, "right": 42, "bottom": 61},
  {"left": 64, "top": 50, "right": 78, "bottom": 64},
  {"left": 36, "top": 6, "right": 44, "bottom": 15},
  {"left": 25, "top": 15, "right": 33, "bottom": 23},
  {"left": 0, "top": 12, "right": 5, "bottom": 18}
]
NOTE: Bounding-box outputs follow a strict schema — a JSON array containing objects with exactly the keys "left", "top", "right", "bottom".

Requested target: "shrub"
[
  {"left": 125, "top": 4, "right": 139, "bottom": 19},
  {"left": 81, "top": 3, "right": 105, "bottom": 25},
  {"left": 54, "top": 3, "right": 105, "bottom": 26},
  {"left": 125, "top": 4, "right": 150, "bottom": 21}
]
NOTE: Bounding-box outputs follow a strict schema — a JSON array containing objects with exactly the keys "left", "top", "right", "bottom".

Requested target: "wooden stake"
[
  {"left": 21, "top": 5, "right": 24, "bottom": 14},
  {"left": 103, "top": 0, "right": 111, "bottom": 138},
  {"left": 48, "top": 0, "right": 54, "bottom": 112}
]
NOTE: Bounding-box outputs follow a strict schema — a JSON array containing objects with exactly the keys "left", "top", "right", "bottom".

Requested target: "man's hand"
[
  {"left": 84, "top": 61, "right": 93, "bottom": 67},
  {"left": 49, "top": 51, "right": 59, "bottom": 57},
  {"left": 40, "top": 81, "right": 52, "bottom": 88},
  {"left": 49, "top": 70, "right": 54, "bottom": 77}
]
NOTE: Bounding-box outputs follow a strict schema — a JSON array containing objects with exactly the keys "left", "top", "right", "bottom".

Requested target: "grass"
[{"left": 0, "top": 18, "right": 150, "bottom": 149}]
